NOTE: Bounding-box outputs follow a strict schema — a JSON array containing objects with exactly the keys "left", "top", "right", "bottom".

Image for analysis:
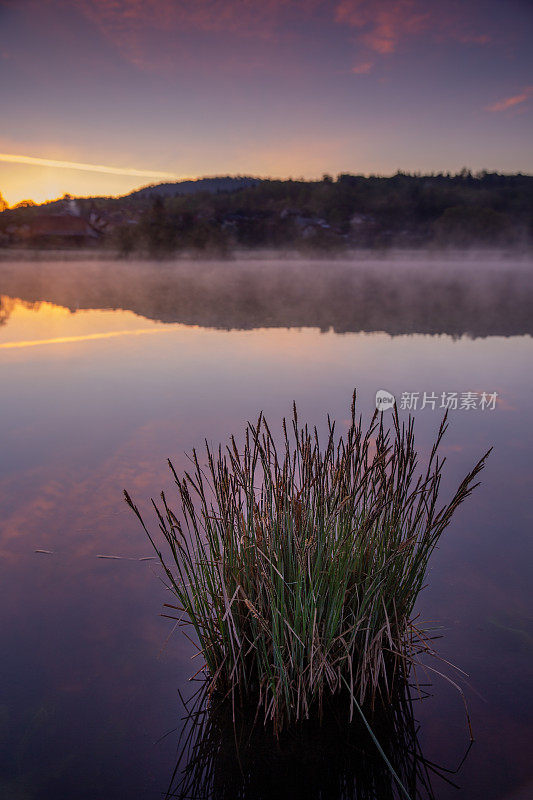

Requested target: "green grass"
[{"left": 125, "top": 392, "right": 489, "bottom": 736}]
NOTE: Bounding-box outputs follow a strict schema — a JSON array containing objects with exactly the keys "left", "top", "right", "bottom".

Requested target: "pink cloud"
[
  {"left": 336, "top": 0, "right": 429, "bottom": 55},
  {"left": 77, "top": 0, "right": 298, "bottom": 42},
  {"left": 485, "top": 86, "right": 533, "bottom": 113},
  {"left": 335, "top": 0, "right": 491, "bottom": 56},
  {"left": 351, "top": 60, "right": 373, "bottom": 73},
  {"left": 68, "top": 0, "right": 316, "bottom": 70},
  {"left": 20, "top": 0, "right": 495, "bottom": 73},
  {"left": 455, "top": 32, "right": 491, "bottom": 45}
]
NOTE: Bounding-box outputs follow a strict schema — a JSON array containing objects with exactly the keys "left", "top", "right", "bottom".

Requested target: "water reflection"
[
  {"left": 0, "top": 257, "right": 532, "bottom": 799},
  {"left": 166, "top": 685, "right": 469, "bottom": 800},
  {"left": 1, "top": 256, "right": 532, "bottom": 337}
]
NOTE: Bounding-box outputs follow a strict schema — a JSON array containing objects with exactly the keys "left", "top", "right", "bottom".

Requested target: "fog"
[{"left": 1, "top": 252, "right": 532, "bottom": 338}]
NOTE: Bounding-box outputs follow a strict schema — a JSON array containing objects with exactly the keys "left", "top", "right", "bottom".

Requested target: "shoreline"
[{"left": 1, "top": 246, "right": 532, "bottom": 264}]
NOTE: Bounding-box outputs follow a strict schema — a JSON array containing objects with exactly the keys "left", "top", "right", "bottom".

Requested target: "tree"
[
  {"left": 0, "top": 192, "right": 7, "bottom": 212},
  {"left": 12, "top": 199, "right": 36, "bottom": 209},
  {"left": 143, "top": 196, "right": 177, "bottom": 257},
  {"left": 433, "top": 206, "right": 513, "bottom": 246}
]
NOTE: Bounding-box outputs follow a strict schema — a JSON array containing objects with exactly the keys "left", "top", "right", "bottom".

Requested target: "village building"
[{"left": 11, "top": 214, "right": 102, "bottom": 247}]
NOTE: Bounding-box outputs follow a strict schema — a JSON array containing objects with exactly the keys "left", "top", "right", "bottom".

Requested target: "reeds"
[{"left": 125, "top": 392, "right": 489, "bottom": 735}]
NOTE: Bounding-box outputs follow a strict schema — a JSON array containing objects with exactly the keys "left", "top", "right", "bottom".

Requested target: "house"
[{"left": 14, "top": 214, "right": 101, "bottom": 246}]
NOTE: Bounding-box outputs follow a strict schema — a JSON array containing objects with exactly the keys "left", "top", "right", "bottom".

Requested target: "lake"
[{"left": 0, "top": 254, "right": 532, "bottom": 799}]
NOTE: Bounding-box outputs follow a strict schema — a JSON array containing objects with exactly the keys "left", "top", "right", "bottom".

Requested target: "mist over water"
[
  {"left": 1, "top": 253, "right": 532, "bottom": 337},
  {"left": 0, "top": 254, "right": 532, "bottom": 800}
]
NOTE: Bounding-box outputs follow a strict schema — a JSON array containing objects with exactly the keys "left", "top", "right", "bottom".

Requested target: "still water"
[{"left": 0, "top": 256, "right": 532, "bottom": 799}]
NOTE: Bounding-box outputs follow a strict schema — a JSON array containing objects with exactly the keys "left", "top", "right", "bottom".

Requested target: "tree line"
[{"left": 1, "top": 171, "right": 531, "bottom": 254}]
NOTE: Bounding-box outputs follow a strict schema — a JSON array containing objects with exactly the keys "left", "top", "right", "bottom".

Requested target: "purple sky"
[{"left": 1, "top": 0, "right": 532, "bottom": 204}]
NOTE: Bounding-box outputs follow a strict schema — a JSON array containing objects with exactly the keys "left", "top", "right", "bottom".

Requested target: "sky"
[{"left": 0, "top": 0, "right": 532, "bottom": 205}]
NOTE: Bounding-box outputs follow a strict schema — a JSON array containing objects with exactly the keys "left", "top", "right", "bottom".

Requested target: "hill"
[
  {"left": 127, "top": 176, "right": 262, "bottom": 200},
  {"left": 1, "top": 171, "right": 532, "bottom": 253}
]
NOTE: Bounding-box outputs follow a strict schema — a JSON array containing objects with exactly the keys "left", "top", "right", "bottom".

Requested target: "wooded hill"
[{"left": 1, "top": 171, "right": 531, "bottom": 253}]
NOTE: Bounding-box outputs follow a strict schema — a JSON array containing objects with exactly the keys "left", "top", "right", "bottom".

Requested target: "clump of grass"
[{"left": 125, "top": 393, "right": 489, "bottom": 735}]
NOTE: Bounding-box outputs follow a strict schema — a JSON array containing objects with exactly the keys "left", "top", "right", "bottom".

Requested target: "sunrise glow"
[{"left": 0, "top": 0, "right": 531, "bottom": 205}]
